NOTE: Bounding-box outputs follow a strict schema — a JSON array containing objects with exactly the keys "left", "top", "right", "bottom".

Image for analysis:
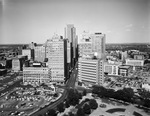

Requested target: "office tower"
[
  {"left": 78, "top": 31, "right": 93, "bottom": 57},
  {"left": 34, "top": 46, "right": 46, "bottom": 62},
  {"left": 78, "top": 32, "right": 106, "bottom": 86},
  {"left": 91, "top": 33, "right": 106, "bottom": 59},
  {"left": 78, "top": 56, "right": 104, "bottom": 85},
  {"left": 23, "top": 67, "right": 50, "bottom": 86},
  {"left": 64, "top": 24, "right": 77, "bottom": 67},
  {"left": 47, "top": 34, "right": 67, "bottom": 84}
]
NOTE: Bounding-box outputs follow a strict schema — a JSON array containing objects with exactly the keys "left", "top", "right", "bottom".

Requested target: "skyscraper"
[
  {"left": 78, "top": 32, "right": 106, "bottom": 86},
  {"left": 46, "top": 34, "right": 67, "bottom": 84},
  {"left": 64, "top": 24, "right": 77, "bottom": 67}
]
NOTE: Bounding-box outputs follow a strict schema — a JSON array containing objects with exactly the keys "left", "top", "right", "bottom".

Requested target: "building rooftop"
[{"left": 119, "top": 65, "right": 131, "bottom": 69}]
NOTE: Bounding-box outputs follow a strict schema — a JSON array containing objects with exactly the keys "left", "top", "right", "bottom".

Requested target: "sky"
[{"left": 0, "top": 0, "right": 150, "bottom": 44}]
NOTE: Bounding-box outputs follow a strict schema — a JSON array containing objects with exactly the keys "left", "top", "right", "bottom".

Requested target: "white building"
[
  {"left": 34, "top": 46, "right": 46, "bottom": 62},
  {"left": 12, "top": 58, "right": 20, "bottom": 72},
  {"left": 23, "top": 67, "right": 50, "bottom": 85},
  {"left": 125, "top": 59, "right": 144, "bottom": 70},
  {"left": 78, "top": 32, "right": 106, "bottom": 59},
  {"left": 91, "top": 33, "right": 106, "bottom": 59},
  {"left": 47, "top": 34, "right": 66, "bottom": 84},
  {"left": 78, "top": 57, "right": 104, "bottom": 85},
  {"left": 104, "top": 62, "right": 119, "bottom": 75},
  {"left": 22, "top": 49, "right": 31, "bottom": 60}
]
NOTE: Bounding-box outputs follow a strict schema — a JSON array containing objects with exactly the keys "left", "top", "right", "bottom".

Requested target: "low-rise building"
[
  {"left": 126, "top": 58, "right": 144, "bottom": 71},
  {"left": 23, "top": 67, "right": 50, "bottom": 86},
  {"left": 118, "top": 65, "right": 132, "bottom": 77},
  {"left": 104, "top": 62, "right": 119, "bottom": 75}
]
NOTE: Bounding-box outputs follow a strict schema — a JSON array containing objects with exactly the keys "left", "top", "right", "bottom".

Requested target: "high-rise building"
[
  {"left": 78, "top": 32, "right": 106, "bottom": 59},
  {"left": 78, "top": 56, "right": 104, "bottom": 85},
  {"left": 34, "top": 46, "right": 46, "bottom": 62},
  {"left": 78, "top": 32, "right": 106, "bottom": 86},
  {"left": 47, "top": 34, "right": 67, "bottom": 84},
  {"left": 64, "top": 24, "right": 77, "bottom": 67},
  {"left": 91, "top": 33, "right": 106, "bottom": 59},
  {"left": 78, "top": 31, "right": 92, "bottom": 57}
]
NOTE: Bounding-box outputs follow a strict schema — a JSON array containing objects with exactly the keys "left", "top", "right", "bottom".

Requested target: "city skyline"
[{"left": 0, "top": 0, "right": 150, "bottom": 44}]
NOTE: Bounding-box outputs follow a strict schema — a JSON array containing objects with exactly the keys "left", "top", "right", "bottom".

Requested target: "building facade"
[
  {"left": 23, "top": 67, "right": 50, "bottom": 85},
  {"left": 34, "top": 46, "right": 46, "bottom": 62},
  {"left": 118, "top": 65, "right": 132, "bottom": 77},
  {"left": 12, "top": 58, "right": 20, "bottom": 72},
  {"left": 91, "top": 33, "right": 106, "bottom": 59},
  {"left": 22, "top": 49, "right": 31, "bottom": 60},
  {"left": 64, "top": 24, "right": 77, "bottom": 67},
  {"left": 78, "top": 57, "right": 104, "bottom": 85},
  {"left": 104, "top": 62, "right": 119, "bottom": 75},
  {"left": 125, "top": 59, "right": 144, "bottom": 70},
  {"left": 47, "top": 34, "right": 67, "bottom": 84}
]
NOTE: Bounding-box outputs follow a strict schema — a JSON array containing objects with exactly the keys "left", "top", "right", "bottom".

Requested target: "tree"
[
  {"left": 57, "top": 102, "right": 65, "bottom": 113},
  {"left": 83, "top": 103, "right": 91, "bottom": 114},
  {"left": 68, "top": 89, "right": 79, "bottom": 106},
  {"left": 65, "top": 100, "right": 70, "bottom": 108},
  {"left": 78, "top": 92, "right": 82, "bottom": 99},
  {"left": 47, "top": 109, "right": 57, "bottom": 116},
  {"left": 68, "top": 112, "right": 75, "bottom": 116},
  {"left": 76, "top": 108, "right": 85, "bottom": 116},
  {"left": 83, "top": 89, "right": 87, "bottom": 96},
  {"left": 138, "top": 89, "right": 150, "bottom": 100},
  {"left": 89, "top": 99, "right": 98, "bottom": 110}
]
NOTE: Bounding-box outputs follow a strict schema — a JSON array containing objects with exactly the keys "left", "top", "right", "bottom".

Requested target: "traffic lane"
[{"left": 31, "top": 63, "right": 78, "bottom": 116}]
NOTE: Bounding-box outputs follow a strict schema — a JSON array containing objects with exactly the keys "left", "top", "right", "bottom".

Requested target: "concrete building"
[
  {"left": 78, "top": 31, "right": 93, "bottom": 57},
  {"left": 23, "top": 67, "right": 50, "bottom": 86},
  {"left": 12, "top": 55, "right": 27, "bottom": 72},
  {"left": 78, "top": 32, "right": 106, "bottom": 59},
  {"left": 78, "top": 56, "right": 104, "bottom": 85},
  {"left": 47, "top": 34, "right": 67, "bottom": 84},
  {"left": 125, "top": 59, "right": 144, "bottom": 70},
  {"left": 104, "top": 62, "right": 119, "bottom": 75},
  {"left": 12, "top": 58, "right": 20, "bottom": 72},
  {"left": 91, "top": 33, "right": 106, "bottom": 59},
  {"left": 34, "top": 46, "right": 46, "bottom": 62},
  {"left": 64, "top": 24, "right": 77, "bottom": 67},
  {"left": 121, "top": 51, "right": 128, "bottom": 61},
  {"left": 118, "top": 65, "right": 132, "bottom": 77},
  {"left": 22, "top": 49, "right": 31, "bottom": 60},
  {"left": 133, "top": 54, "right": 144, "bottom": 60}
]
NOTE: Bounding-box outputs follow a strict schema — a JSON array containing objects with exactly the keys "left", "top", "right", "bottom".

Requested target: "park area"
[{"left": 58, "top": 92, "right": 150, "bottom": 116}]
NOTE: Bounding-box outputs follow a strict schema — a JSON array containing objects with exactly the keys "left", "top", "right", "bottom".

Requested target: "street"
[{"left": 30, "top": 62, "right": 78, "bottom": 116}]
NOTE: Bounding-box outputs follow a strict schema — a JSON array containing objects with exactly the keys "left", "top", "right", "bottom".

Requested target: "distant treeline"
[{"left": 106, "top": 43, "right": 150, "bottom": 52}]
